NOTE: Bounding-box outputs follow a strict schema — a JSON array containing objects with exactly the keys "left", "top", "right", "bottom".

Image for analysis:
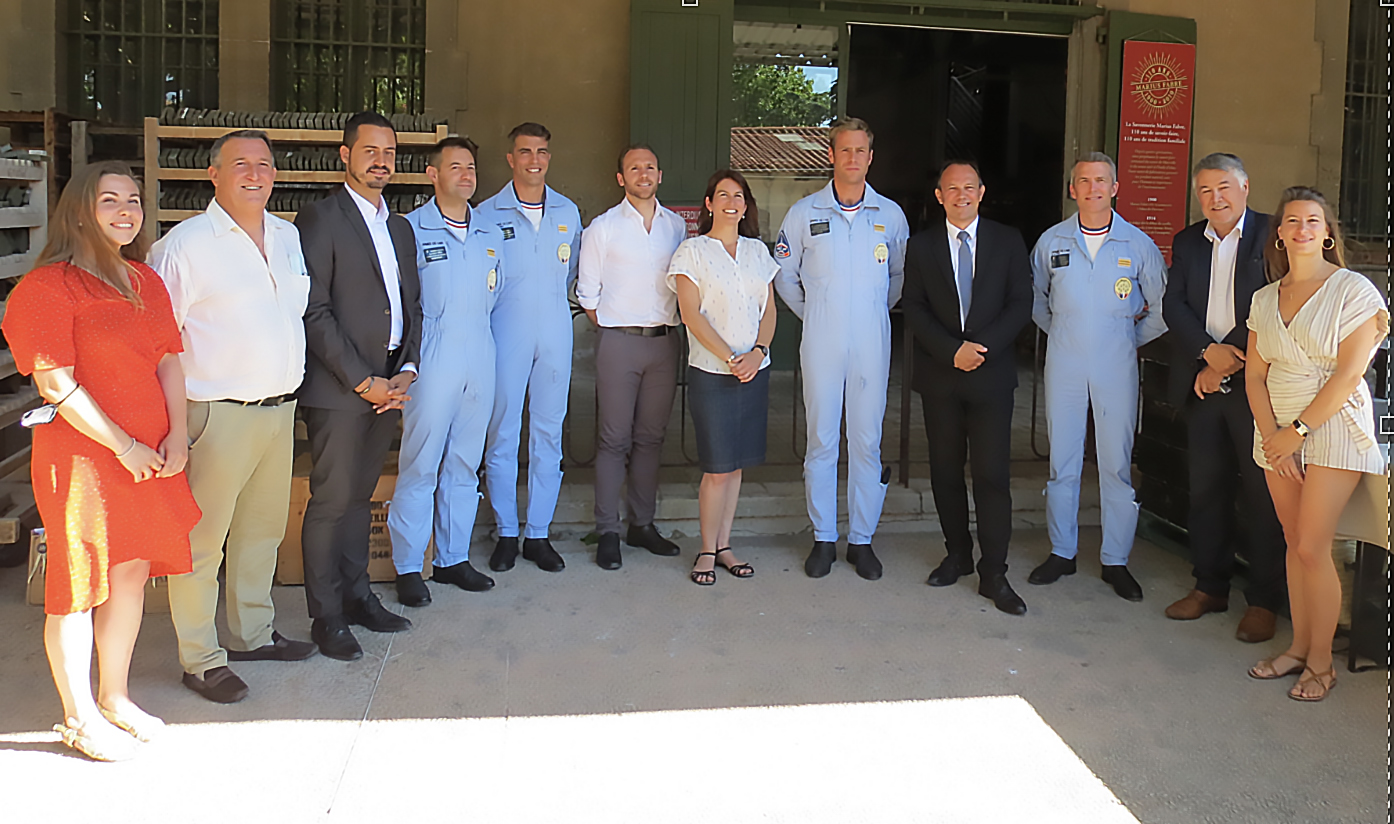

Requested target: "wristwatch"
[
  {"left": 1290, "top": 419, "right": 1311, "bottom": 438},
  {"left": 754, "top": 344, "right": 770, "bottom": 357}
]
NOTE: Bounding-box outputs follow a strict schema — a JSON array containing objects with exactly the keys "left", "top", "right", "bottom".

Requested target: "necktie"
[{"left": 957, "top": 230, "right": 973, "bottom": 324}]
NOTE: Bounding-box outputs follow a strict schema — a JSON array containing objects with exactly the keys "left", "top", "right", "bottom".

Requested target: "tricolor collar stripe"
[{"left": 1080, "top": 222, "right": 1111, "bottom": 236}]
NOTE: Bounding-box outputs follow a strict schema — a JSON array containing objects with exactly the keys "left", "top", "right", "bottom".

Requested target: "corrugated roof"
[{"left": 730, "top": 126, "right": 832, "bottom": 175}]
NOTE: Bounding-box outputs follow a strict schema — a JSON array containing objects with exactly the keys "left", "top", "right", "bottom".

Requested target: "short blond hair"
[{"left": 829, "top": 117, "right": 874, "bottom": 150}]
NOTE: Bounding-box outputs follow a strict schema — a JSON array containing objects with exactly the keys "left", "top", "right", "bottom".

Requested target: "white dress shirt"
[
  {"left": 667, "top": 235, "right": 778, "bottom": 374},
  {"left": 577, "top": 196, "right": 687, "bottom": 327},
  {"left": 1204, "top": 217, "right": 1242, "bottom": 342},
  {"left": 946, "top": 216, "right": 980, "bottom": 327},
  {"left": 148, "top": 199, "right": 310, "bottom": 402},
  {"left": 345, "top": 184, "right": 405, "bottom": 350}
]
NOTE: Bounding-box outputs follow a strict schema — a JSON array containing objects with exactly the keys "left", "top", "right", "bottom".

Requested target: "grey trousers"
[{"left": 594, "top": 327, "right": 679, "bottom": 534}]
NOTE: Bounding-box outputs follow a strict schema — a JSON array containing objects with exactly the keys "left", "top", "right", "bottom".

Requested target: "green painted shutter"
[{"left": 630, "top": 0, "right": 734, "bottom": 206}]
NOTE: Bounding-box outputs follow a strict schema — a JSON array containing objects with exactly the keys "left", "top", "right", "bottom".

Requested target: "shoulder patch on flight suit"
[
  {"left": 1050, "top": 251, "right": 1070, "bottom": 268},
  {"left": 810, "top": 219, "right": 830, "bottom": 236},
  {"left": 775, "top": 231, "right": 791, "bottom": 259},
  {"left": 1117, "top": 257, "right": 1132, "bottom": 267},
  {"left": 423, "top": 243, "right": 448, "bottom": 263},
  {"left": 500, "top": 224, "right": 516, "bottom": 241}
]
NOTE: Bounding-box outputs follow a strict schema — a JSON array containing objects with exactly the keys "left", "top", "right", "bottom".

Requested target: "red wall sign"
[
  {"left": 1115, "top": 40, "right": 1195, "bottom": 265},
  {"left": 671, "top": 206, "right": 702, "bottom": 238}
]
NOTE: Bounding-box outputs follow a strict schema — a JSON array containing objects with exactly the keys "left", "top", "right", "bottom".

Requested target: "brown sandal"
[
  {"left": 1288, "top": 667, "right": 1337, "bottom": 702},
  {"left": 1248, "top": 652, "right": 1306, "bottom": 680}
]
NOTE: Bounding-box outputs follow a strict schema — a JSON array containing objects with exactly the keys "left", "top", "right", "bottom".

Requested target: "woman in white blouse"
[
  {"left": 1244, "top": 187, "right": 1388, "bottom": 701},
  {"left": 668, "top": 170, "right": 778, "bottom": 585}
]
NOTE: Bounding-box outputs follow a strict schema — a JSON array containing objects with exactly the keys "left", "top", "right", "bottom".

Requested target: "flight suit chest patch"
[
  {"left": 423, "top": 243, "right": 448, "bottom": 263},
  {"left": 1050, "top": 250, "right": 1070, "bottom": 268},
  {"left": 810, "top": 219, "right": 831, "bottom": 236},
  {"left": 500, "top": 225, "right": 516, "bottom": 241}
]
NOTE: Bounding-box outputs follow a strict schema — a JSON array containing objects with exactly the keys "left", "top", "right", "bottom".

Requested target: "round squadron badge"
[
  {"left": 558, "top": 242, "right": 572, "bottom": 264},
  {"left": 873, "top": 242, "right": 890, "bottom": 264},
  {"left": 487, "top": 268, "right": 497, "bottom": 292},
  {"left": 1114, "top": 277, "right": 1133, "bottom": 300}
]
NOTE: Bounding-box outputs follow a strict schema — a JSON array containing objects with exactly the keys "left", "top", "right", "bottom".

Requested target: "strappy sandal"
[
  {"left": 715, "top": 548, "right": 754, "bottom": 578},
  {"left": 690, "top": 552, "right": 717, "bottom": 586},
  {"left": 100, "top": 704, "right": 165, "bottom": 743},
  {"left": 1288, "top": 667, "right": 1337, "bottom": 702},
  {"left": 53, "top": 718, "right": 138, "bottom": 762},
  {"left": 1248, "top": 652, "right": 1306, "bottom": 680}
]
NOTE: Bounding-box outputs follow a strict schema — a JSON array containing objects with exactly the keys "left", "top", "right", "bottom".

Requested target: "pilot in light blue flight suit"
[
  {"left": 1028, "top": 153, "right": 1167, "bottom": 602},
  {"left": 388, "top": 136, "right": 506, "bottom": 608},
  {"left": 774, "top": 117, "right": 909, "bottom": 582},
  {"left": 475, "top": 123, "right": 581, "bottom": 574}
]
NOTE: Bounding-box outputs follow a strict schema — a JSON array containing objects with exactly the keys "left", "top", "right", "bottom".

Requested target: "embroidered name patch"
[
  {"left": 1050, "top": 251, "right": 1070, "bottom": 268},
  {"left": 810, "top": 219, "right": 830, "bottom": 236},
  {"left": 501, "top": 225, "right": 516, "bottom": 241},
  {"left": 423, "top": 243, "right": 448, "bottom": 263}
]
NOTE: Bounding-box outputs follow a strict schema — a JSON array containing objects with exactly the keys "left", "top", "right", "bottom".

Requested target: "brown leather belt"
[
  {"left": 214, "top": 394, "right": 296, "bottom": 407},
  {"left": 609, "top": 325, "right": 672, "bottom": 337}
]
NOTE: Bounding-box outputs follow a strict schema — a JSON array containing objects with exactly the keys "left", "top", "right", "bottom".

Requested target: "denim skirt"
[{"left": 688, "top": 365, "right": 770, "bottom": 474}]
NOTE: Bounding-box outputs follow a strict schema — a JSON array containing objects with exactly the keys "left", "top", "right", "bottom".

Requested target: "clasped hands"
[
  {"left": 358, "top": 372, "right": 415, "bottom": 413},
  {"left": 1261, "top": 426, "right": 1306, "bottom": 483},
  {"left": 1194, "top": 343, "right": 1245, "bottom": 398},
  {"left": 728, "top": 350, "right": 762, "bottom": 383},
  {"left": 954, "top": 341, "right": 987, "bottom": 371}
]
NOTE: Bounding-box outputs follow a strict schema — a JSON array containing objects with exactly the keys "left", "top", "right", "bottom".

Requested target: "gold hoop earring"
[
  {"left": 1322, "top": 237, "right": 1335, "bottom": 250},
  {"left": 1274, "top": 238, "right": 1285, "bottom": 251}
]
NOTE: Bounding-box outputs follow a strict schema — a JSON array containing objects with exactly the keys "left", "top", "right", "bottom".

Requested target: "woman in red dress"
[{"left": 2, "top": 161, "right": 200, "bottom": 760}]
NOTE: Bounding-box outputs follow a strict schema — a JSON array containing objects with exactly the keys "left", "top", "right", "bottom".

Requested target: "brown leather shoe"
[
  {"left": 1164, "top": 589, "right": 1229, "bottom": 620},
  {"left": 1235, "top": 606, "right": 1277, "bottom": 643}
]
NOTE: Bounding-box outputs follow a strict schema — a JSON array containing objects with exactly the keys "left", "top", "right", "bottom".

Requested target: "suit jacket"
[
  {"left": 1161, "top": 208, "right": 1270, "bottom": 408},
  {"left": 902, "top": 218, "right": 1033, "bottom": 397},
  {"left": 296, "top": 186, "right": 423, "bottom": 411}
]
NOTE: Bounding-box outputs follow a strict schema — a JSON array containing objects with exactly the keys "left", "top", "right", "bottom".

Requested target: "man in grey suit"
[{"left": 296, "top": 112, "right": 423, "bottom": 660}]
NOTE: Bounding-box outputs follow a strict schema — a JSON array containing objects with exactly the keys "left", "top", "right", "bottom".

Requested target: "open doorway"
[{"left": 845, "top": 24, "right": 1068, "bottom": 244}]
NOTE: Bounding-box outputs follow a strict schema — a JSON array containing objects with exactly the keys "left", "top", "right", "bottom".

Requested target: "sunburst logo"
[{"left": 1128, "top": 52, "right": 1190, "bottom": 117}]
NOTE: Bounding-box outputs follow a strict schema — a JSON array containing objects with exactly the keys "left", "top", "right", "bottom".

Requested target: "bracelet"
[
  {"left": 54, "top": 385, "right": 80, "bottom": 406},
  {"left": 356, "top": 377, "right": 376, "bottom": 396},
  {"left": 115, "top": 438, "right": 137, "bottom": 459},
  {"left": 726, "top": 352, "right": 739, "bottom": 365}
]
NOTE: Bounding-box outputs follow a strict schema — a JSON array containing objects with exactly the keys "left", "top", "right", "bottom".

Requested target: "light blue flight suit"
[
  {"left": 388, "top": 198, "right": 505, "bottom": 573},
  {"left": 476, "top": 184, "right": 581, "bottom": 540},
  {"left": 775, "top": 181, "right": 909, "bottom": 544},
  {"left": 1031, "top": 211, "right": 1167, "bottom": 566}
]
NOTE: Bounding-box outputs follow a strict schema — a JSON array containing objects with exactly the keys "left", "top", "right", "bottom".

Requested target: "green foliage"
[{"left": 732, "top": 62, "right": 835, "bottom": 127}]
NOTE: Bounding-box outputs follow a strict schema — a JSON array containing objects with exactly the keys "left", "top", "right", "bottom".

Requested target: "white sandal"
[
  {"left": 99, "top": 705, "right": 166, "bottom": 743},
  {"left": 53, "top": 718, "right": 139, "bottom": 762}
]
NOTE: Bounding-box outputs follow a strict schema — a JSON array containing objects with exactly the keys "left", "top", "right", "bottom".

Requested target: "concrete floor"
[{"left": 0, "top": 527, "right": 1387, "bottom": 824}]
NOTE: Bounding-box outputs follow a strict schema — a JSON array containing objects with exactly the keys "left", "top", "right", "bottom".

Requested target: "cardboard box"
[
  {"left": 28, "top": 527, "right": 173, "bottom": 613},
  {"left": 276, "top": 474, "right": 433, "bottom": 586}
]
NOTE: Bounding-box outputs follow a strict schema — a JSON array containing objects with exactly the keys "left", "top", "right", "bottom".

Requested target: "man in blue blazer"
[{"left": 1160, "top": 152, "right": 1285, "bottom": 642}]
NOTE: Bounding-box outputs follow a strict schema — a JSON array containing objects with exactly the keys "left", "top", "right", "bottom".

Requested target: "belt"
[
  {"left": 213, "top": 394, "right": 296, "bottom": 408},
  {"left": 609, "top": 325, "right": 672, "bottom": 337}
]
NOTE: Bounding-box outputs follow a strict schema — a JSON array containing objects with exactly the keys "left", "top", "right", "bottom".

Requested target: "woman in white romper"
[{"left": 1244, "top": 187, "right": 1388, "bottom": 701}]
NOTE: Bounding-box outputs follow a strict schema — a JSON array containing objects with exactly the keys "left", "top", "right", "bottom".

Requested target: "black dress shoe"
[
  {"left": 596, "top": 532, "right": 622, "bottom": 570},
  {"left": 181, "top": 666, "right": 250, "bottom": 703},
  {"left": 804, "top": 541, "right": 836, "bottom": 578},
  {"left": 489, "top": 537, "right": 520, "bottom": 572},
  {"left": 1027, "top": 554, "right": 1077, "bottom": 585},
  {"left": 395, "top": 572, "right": 432, "bottom": 607},
  {"left": 523, "top": 537, "right": 565, "bottom": 572},
  {"left": 978, "top": 574, "right": 1028, "bottom": 616},
  {"left": 846, "top": 543, "right": 883, "bottom": 580},
  {"left": 432, "top": 560, "right": 495, "bottom": 592},
  {"left": 346, "top": 593, "right": 412, "bottom": 633},
  {"left": 626, "top": 523, "right": 680, "bottom": 556},
  {"left": 311, "top": 617, "right": 364, "bottom": 661},
  {"left": 1101, "top": 565, "right": 1144, "bottom": 602},
  {"left": 227, "top": 631, "right": 319, "bottom": 662},
  {"left": 926, "top": 554, "right": 975, "bottom": 587}
]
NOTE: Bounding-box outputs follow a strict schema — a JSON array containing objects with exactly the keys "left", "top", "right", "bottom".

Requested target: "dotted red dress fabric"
[{"left": 2, "top": 262, "right": 199, "bottom": 615}]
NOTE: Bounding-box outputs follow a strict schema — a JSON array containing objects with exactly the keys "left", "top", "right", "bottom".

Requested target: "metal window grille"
[
  {"left": 1340, "top": 0, "right": 1390, "bottom": 245},
  {"left": 67, "top": 0, "right": 220, "bottom": 125},
  {"left": 272, "top": 0, "right": 427, "bottom": 115}
]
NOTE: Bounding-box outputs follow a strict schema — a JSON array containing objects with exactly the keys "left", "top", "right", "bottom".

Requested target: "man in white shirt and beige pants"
[
  {"left": 149, "top": 130, "right": 317, "bottom": 704},
  {"left": 577, "top": 144, "right": 688, "bottom": 570}
]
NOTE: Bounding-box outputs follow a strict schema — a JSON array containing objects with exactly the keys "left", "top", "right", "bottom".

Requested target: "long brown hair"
[
  {"left": 1263, "top": 186, "right": 1347, "bottom": 283},
  {"left": 697, "top": 169, "right": 760, "bottom": 238},
  {"left": 35, "top": 160, "right": 148, "bottom": 306}
]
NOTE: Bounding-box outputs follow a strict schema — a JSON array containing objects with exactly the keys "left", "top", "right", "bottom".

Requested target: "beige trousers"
[{"left": 168, "top": 399, "right": 295, "bottom": 676}]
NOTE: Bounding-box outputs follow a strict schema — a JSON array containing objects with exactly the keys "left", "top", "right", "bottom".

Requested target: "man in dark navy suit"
[
  {"left": 902, "top": 160, "right": 1033, "bottom": 615},
  {"left": 1161, "top": 152, "right": 1285, "bottom": 643}
]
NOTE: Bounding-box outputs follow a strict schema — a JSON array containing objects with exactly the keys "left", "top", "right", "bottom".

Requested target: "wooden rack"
[
  {"left": 0, "top": 109, "right": 76, "bottom": 214},
  {"left": 0, "top": 158, "right": 48, "bottom": 280},
  {"left": 143, "top": 118, "right": 449, "bottom": 239}
]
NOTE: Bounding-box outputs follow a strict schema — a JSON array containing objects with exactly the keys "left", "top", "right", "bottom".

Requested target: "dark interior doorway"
[{"left": 846, "top": 24, "right": 1068, "bottom": 247}]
